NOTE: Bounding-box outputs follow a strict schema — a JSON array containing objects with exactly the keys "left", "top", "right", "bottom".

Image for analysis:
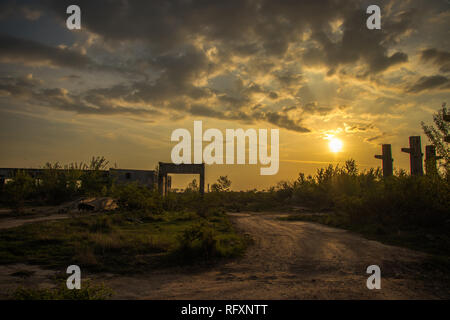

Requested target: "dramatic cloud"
[
  {"left": 0, "top": 0, "right": 448, "bottom": 136},
  {"left": 0, "top": 75, "right": 162, "bottom": 116},
  {"left": 0, "top": 34, "right": 93, "bottom": 69},
  {"left": 420, "top": 49, "right": 450, "bottom": 73},
  {"left": 406, "top": 75, "right": 450, "bottom": 93}
]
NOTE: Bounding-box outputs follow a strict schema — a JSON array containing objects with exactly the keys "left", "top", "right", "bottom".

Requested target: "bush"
[
  {"left": 285, "top": 159, "right": 450, "bottom": 229},
  {"left": 2, "top": 170, "right": 36, "bottom": 212},
  {"left": 37, "top": 162, "right": 81, "bottom": 204},
  {"left": 170, "top": 222, "right": 219, "bottom": 262},
  {"left": 79, "top": 157, "right": 111, "bottom": 197},
  {"left": 112, "top": 182, "right": 162, "bottom": 213}
]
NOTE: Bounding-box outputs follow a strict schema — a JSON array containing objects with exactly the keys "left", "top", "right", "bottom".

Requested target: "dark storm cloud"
[
  {"left": 303, "top": 6, "right": 411, "bottom": 75},
  {"left": 255, "top": 110, "right": 310, "bottom": 133},
  {"left": 0, "top": 2, "right": 42, "bottom": 20},
  {"left": 0, "top": 73, "right": 312, "bottom": 132},
  {"left": 0, "top": 34, "right": 92, "bottom": 69},
  {"left": 38, "top": 0, "right": 412, "bottom": 75},
  {"left": 420, "top": 49, "right": 450, "bottom": 73},
  {"left": 0, "top": 0, "right": 445, "bottom": 133},
  {"left": 0, "top": 75, "right": 40, "bottom": 97},
  {"left": 0, "top": 75, "right": 162, "bottom": 117},
  {"left": 406, "top": 75, "right": 450, "bottom": 93}
]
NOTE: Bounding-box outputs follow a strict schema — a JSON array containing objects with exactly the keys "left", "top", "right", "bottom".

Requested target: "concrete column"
[
  {"left": 401, "top": 136, "right": 423, "bottom": 176},
  {"left": 374, "top": 144, "right": 393, "bottom": 177},
  {"left": 158, "top": 172, "right": 164, "bottom": 196},
  {"left": 199, "top": 164, "right": 205, "bottom": 196}
]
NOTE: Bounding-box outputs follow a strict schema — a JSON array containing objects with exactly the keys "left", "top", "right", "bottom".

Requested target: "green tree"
[
  {"left": 185, "top": 178, "right": 199, "bottom": 192},
  {"left": 421, "top": 103, "right": 449, "bottom": 175},
  {"left": 211, "top": 175, "right": 232, "bottom": 192},
  {"left": 4, "top": 170, "right": 35, "bottom": 213},
  {"left": 79, "top": 156, "right": 111, "bottom": 196}
]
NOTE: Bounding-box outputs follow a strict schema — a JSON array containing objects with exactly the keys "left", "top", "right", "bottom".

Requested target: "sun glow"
[{"left": 329, "top": 138, "right": 343, "bottom": 153}]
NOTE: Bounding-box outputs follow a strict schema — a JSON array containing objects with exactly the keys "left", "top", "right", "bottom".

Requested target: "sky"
[{"left": 0, "top": 0, "right": 449, "bottom": 190}]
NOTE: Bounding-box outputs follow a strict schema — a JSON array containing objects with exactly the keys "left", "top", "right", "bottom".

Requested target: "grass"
[
  {"left": 0, "top": 209, "right": 247, "bottom": 274},
  {"left": 9, "top": 281, "right": 113, "bottom": 300}
]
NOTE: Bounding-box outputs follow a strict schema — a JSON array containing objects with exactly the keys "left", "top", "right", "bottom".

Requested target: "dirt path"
[
  {"left": 0, "top": 214, "right": 71, "bottom": 230},
  {"left": 92, "top": 212, "right": 447, "bottom": 299},
  {"left": 1, "top": 212, "right": 447, "bottom": 299}
]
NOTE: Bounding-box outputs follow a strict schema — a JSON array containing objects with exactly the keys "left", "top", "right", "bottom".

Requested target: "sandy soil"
[{"left": 1, "top": 212, "right": 448, "bottom": 299}]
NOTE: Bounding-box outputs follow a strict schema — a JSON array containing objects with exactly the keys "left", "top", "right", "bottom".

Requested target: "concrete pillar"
[
  {"left": 401, "top": 136, "right": 423, "bottom": 176},
  {"left": 167, "top": 175, "right": 172, "bottom": 192},
  {"left": 199, "top": 163, "right": 205, "bottom": 196},
  {"left": 374, "top": 144, "right": 393, "bottom": 177},
  {"left": 158, "top": 172, "right": 164, "bottom": 196},
  {"left": 164, "top": 175, "right": 169, "bottom": 196}
]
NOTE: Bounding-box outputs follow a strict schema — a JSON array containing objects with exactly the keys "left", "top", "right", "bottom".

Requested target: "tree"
[
  {"left": 211, "top": 175, "right": 232, "bottom": 192},
  {"left": 79, "top": 156, "right": 111, "bottom": 196},
  {"left": 186, "top": 178, "right": 199, "bottom": 192},
  {"left": 4, "top": 170, "right": 35, "bottom": 213},
  {"left": 421, "top": 103, "right": 449, "bottom": 175}
]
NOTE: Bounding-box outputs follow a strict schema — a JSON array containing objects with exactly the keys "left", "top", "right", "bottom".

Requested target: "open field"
[
  {"left": 0, "top": 157, "right": 448, "bottom": 299},
  {"left": 1, "top": 211, "right": 448, "bottom": 299},
  {"left": 0, "top": 204, "right": 247, "bottom": 299}
]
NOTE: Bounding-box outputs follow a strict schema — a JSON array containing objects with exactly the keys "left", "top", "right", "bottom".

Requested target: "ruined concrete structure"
[
  {"left": 0, "top": 163, "right": 205, "bottom": 196},
  {"left": 0, "top": 167, "right": 156, "bottom": 188},
  {"left": 158, "top": 162, "right": 205, "bottom": 196},
  {"left": 109, "top": 168, "right": 157, "bottom": 188}
]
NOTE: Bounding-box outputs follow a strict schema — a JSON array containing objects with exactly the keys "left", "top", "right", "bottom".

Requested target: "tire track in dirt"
[
  {"left": 1, "top": 212, "right": 447, "bottom": 299},
  {"left": 93, "top": 212, "right": 447, "bottom": 299}
]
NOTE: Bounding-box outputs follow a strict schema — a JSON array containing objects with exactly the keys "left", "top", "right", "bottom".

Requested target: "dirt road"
[
  {"left": 0, "top": 214, "right": 71, "bottom": 230},
  {"left": 1, "top": 212, "right": 447, "bottom": 299},
  {"left": 92, "top": 212, "right": 448, "bottom": 299}
]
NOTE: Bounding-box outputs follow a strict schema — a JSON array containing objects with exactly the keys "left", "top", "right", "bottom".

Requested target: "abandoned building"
[
  {"left": 158, "top": 162, "right": 204, "bottom": 196},
  {"left": 0, "top": 163, "right": 205, "bottom": 195},
  {"left": 109, "top": 168, "right": 157, "bottom": 188}
]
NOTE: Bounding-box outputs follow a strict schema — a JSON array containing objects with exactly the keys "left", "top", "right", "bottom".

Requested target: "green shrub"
[
  {"left": 2, "top": 170, "right": 36, "bottom": 212},
  {"left": 79, "top": 157, "right": 111, "bottom": 197},
  {"left": 37, "top": 162, "right": 81, "bottom": 204},
  {"left": 284, "top": 159, "right": 450, "bottom": 231},
  {"left": 170, "top": 222, "right": 219, "bottom": 262},
  {"left": 112, "top": 182, "right": 162, "bottom": 213}
]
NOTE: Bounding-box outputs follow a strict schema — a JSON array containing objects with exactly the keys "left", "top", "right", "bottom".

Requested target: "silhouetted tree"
[
  {"left": 211, "top": 175, "right": 232, "bottom": 192},
  {"left": 421, "top": 103, "right": 449, "bottom": 175}
]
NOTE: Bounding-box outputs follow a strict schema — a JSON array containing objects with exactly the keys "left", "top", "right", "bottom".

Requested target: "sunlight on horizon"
[{"left": 329, "top": 138, "right": 343, "bottom": 153}]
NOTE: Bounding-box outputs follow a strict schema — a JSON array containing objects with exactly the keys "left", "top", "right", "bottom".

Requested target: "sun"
[{"left": 329, "top": 138, "right": 343, "bottom": 153}]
